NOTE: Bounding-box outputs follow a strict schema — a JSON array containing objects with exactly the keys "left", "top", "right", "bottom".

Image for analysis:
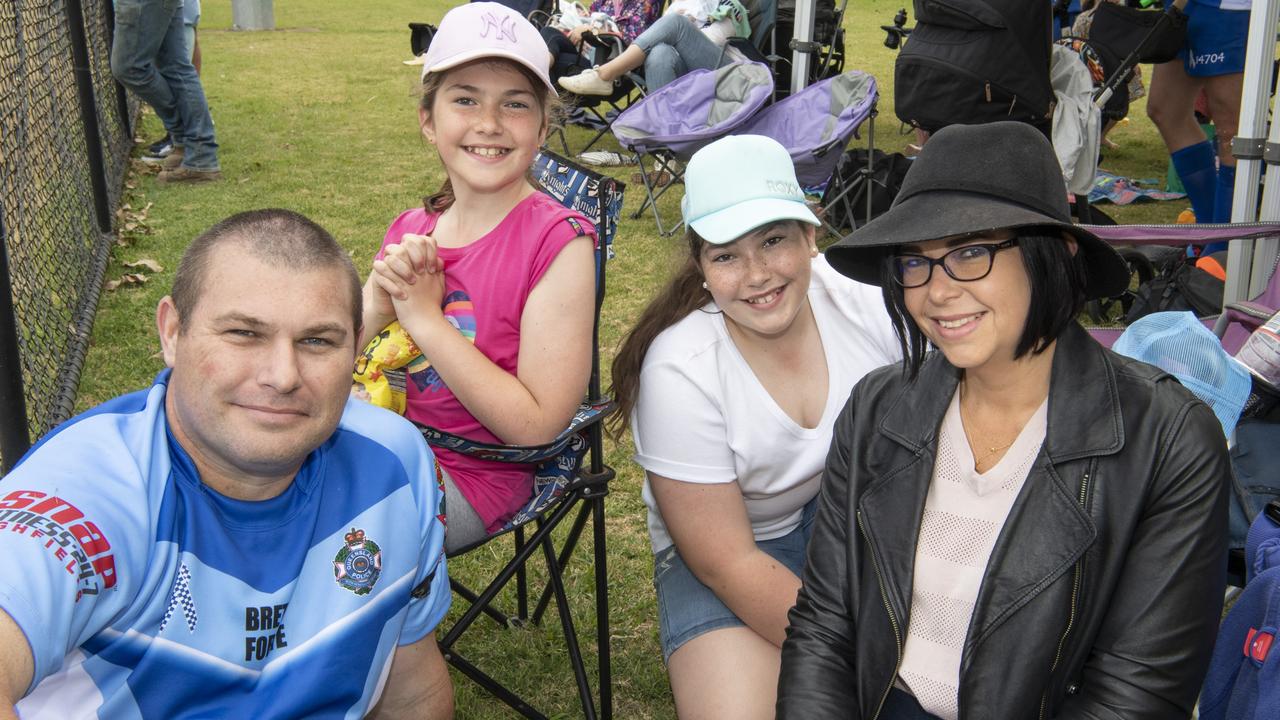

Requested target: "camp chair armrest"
[{"left": 413, "top": 399, "right": 614, "bottom": 464}]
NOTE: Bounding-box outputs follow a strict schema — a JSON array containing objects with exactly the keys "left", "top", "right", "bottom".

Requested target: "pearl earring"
[{"left": 702, "top": 281, "right": 709, "bottom": 290}]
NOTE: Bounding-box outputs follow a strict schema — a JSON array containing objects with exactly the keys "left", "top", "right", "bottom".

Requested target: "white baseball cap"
[
  {"left": 421, "top": 2, "right": 556, "bottom": 95},
  {"left": 681, "top": 135, "right": 820, "bottom": 244}
]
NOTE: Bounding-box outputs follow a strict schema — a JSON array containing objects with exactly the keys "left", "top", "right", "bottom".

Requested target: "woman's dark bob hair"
[{"left": 879, "top": 230, "right": 1090, "bottom": 378}]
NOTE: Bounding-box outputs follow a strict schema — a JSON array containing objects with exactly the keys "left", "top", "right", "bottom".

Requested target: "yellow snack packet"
[{"left": 351, "top": 321, "right": 422, "bottom": 414}]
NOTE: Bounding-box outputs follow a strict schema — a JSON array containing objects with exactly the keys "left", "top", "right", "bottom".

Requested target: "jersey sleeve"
[
  {"left": 390, "top": 420, "right": 451, "bottom": 645},
  {"left": 631, "top": 343, "right": 737, "bottom": 484},
  {"left": 0, "top": 405, "right": 154, "bottom": 692}
]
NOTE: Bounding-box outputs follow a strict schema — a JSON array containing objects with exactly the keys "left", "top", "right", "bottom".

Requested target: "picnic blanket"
[{"left": 1088, "top": 170, "right": 1186, "bottom": 205}]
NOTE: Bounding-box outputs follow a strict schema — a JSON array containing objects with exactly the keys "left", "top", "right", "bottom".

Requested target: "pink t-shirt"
[{"left": 378, "top": 192, "right": 595, "bottom": 531}]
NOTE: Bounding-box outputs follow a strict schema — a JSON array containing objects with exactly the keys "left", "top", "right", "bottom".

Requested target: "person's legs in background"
[
  {"left": 155, "top": 0, "right": 219, "bottom": 178},
  {"left": 183, "top": 0, "right": 201, "bottom": 74},
  {"left": 1147, "top": 0, "right": 1249, "bottom": 232},
  {"left": 560, "top": 13, "right": 727, "bottom": 95},
  {"left": 111, "top": 0, "right": 185, "bottom": 141},
  {"left": 1148, "top": 60, "right": 1214, "bottom": 222}
]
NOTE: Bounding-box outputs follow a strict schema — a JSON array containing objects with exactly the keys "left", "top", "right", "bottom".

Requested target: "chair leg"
[
  {"left": 540, "top": 530, "right": 599, "bottom": 720},
  {"left": 446, "top": 651, "right": 550, "bottom": 720},
  {"left": 592, "top": 493, "right": 612, "bottom": 720},
  {"left": 515, "top": 526, "right": 529, "bottom": 623},
  {"left": 532, "top": 501, "right": 593, "bottom": 623},
  {"left": 451, "top": 578, "right": 510, "bottom": 629},
  {"left": 441, "top": 499, "right": 578, "bottom": 649}
]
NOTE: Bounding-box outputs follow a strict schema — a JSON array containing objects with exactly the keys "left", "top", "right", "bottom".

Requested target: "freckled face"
[
  {"left": 421, "top": 60, "right": 546, "bottom": 198},
  {"left": 699, "top": 221, "right": 818, "bottom": 341}
]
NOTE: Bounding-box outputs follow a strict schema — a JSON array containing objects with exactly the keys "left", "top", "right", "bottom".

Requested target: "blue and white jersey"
[
  {"left": 0, "top": 371, "right": 450, "bottom": 719},
  {"left": 1191, "top": 0, "right": 1250, "bottom": 11}
]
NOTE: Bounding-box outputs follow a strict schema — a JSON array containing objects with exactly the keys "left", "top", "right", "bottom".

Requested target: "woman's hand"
[{"left": 568, "top": 23, "right": 590, "bottom": 45}]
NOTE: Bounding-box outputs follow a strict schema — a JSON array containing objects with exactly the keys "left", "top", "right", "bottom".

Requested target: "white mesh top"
[{"left": 896, "top": 389, "right": 1048, "bottom": 720}]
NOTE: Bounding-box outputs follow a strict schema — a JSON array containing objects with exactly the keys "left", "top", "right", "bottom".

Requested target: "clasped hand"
[{"left": 372, "top": 233, "right": 447, "bottom": 322}]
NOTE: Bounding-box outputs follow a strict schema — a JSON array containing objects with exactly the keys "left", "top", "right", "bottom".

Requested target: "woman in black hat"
[{"left": 776, "top": 121, "right": 1231, "bottom": 719}]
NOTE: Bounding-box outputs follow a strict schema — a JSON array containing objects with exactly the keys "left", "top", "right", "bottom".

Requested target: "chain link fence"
[{"left": 0, "top": 0, "right": 136, "bottom": 470}]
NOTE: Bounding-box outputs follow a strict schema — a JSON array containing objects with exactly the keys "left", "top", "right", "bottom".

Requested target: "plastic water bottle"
[
  {"left": 1237, "top": 311, "right": 1280, "bottom": 419},
  {"left": 1237, "top": 311, "right": 1280, "bottom": 388}
]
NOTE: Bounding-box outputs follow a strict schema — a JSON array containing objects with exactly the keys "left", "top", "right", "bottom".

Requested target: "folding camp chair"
[
  {"left": 412, "top": 150, "right": 622, "bottom": 720},
  {"left": 733, "top": 69, "right": 877, "bottom": 237},
  {"left": 612, "top": 61, "right": 774, "bottom": 236}
]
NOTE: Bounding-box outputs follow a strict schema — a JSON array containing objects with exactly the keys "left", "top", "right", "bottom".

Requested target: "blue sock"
[
  {"left": 1213, "top": 163, "right": 1236, "bottom": 223},
  {"left": 1171, "top": 140, "right": 1217, "bottom": 223}
]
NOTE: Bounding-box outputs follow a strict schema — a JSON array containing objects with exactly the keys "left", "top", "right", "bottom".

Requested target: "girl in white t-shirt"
[{"left": 609, "top": 135, "right": 899, "bottom": 718}]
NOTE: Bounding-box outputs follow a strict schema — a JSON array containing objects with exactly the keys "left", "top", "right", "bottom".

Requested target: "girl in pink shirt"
[{"left": 362, "top": 3, "right": 596, "bottom": 551}]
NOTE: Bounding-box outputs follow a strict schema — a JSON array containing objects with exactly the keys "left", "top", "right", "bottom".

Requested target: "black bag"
[
  {"left": 822, "top": 149, "right": 911, "bottom": 232},
  {"left": 1089, "top": 1, "right": 1187, "bottom": 66},
  {"left": 1123, "top": 260, "right": 1224, "bottom": 324},
  {"left": 409, "top": 22, "right": 437, "bottom": 58},
  {"left": 894, "top": 0, "right": 1054, "bottom": 133}
]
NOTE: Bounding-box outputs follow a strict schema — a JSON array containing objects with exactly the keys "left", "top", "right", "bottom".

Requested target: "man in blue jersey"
[
  {"left": 0, "top": 210, "right": 453, "bottom": 718},
  {"left": 1148, "top": 0, "right": 1252, "bottom": 231}
]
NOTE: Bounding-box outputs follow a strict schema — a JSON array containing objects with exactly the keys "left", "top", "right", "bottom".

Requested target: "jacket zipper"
[
  {"left": 1039, "top": 471, "right": 1091, "bottom": 720},
  {"left": 858, "top": 509, "right": 903, "bottom": 720}
]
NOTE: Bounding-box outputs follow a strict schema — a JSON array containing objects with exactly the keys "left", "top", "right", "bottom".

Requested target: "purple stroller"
[
  {"left": 733, "top": 69, "right": 878, "bottom": 234},
  {"left": 612, "top": 61, "right": 774, "bottom": 235}
]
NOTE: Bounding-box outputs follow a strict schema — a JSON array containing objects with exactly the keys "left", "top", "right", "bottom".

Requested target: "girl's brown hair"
[
  {"left": 419, "top": 59, "right": 562, "bottom": 213},
  {"left": 608, "top": 229, "right": 715, "bottom": 439}
]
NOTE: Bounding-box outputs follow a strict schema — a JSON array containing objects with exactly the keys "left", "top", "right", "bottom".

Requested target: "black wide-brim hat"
[{"left": 826, "top": 121, "right": 1130, "bottom": 300}]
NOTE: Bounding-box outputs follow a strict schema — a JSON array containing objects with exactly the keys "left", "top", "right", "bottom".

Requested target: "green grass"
[{"left": 74, "top": 1, "right": 1187, "bottom": 717}]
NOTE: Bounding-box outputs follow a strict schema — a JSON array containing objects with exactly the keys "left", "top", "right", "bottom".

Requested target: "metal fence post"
[
  {"left": 0, "top": 215, "right": 31, "bottom": 473},
  {"left": 64, "top": 0, "right": 114, "bottom": 233}
]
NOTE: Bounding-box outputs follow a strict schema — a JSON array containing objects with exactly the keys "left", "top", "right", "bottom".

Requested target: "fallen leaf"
[
  {"left": 124, "top": 259, "right": 163, "bottom": 273},
  {"left": 105, "top": 273, "right": 149, "bottom": 291}
]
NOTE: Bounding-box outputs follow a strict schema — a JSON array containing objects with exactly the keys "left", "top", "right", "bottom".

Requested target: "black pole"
[
  {"left": 103, "top": 0, "right": 134, "bottom": 139},
  {"left": 0, "top": 215, "right": 31, "bottom": 473},
  {"left": 65, "top": 0, "right": 114, "bottom": 232}
]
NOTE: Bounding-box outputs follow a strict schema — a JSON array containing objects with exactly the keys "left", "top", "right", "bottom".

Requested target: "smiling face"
[
  {"left": 699, "top": 221, "right": 818, "bottom": 342},
  {"left": 901, "top": 232, "right": 1032, "bottom": 375},
  {"left": 157, "top": 242, "right": 358, "bottom": 498},
  {"left": 420, "top": 60, "right": 547, "bottom": 200}
]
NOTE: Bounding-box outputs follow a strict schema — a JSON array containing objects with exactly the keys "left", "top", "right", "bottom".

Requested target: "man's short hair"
[{"left": 171, "top": 209, "right": 362, "bottom": 332}]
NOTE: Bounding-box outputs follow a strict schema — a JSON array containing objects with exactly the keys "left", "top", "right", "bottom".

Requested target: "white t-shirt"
[{"left": 632, "top": 256, "right": 901, "bottom": 553}]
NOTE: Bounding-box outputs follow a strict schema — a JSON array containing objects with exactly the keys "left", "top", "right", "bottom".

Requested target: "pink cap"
[{"left": 421, "top": 3, "right": 556, "bottom": 95}]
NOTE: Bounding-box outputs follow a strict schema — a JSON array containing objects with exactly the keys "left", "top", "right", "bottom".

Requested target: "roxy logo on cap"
[
  {"left": 479, "top": 11, "right": 519, "bottom": 43},
  {"left": 765, "top": 179, "right": 801, "bottom": 197}
]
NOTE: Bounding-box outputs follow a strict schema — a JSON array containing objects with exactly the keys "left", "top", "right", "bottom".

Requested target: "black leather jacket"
[{"left": 777, "top": 324, "right": 1230, "bottom": 719}]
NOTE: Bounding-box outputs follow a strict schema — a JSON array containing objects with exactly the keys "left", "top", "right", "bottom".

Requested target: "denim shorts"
[{"left": 652, "top": 498, "right": 817, "bottom": 662}]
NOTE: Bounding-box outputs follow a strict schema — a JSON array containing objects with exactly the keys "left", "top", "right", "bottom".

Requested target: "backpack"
[
  {"left": 821, "top": 148, "right": 911, "bottom": 233},
  {"left": 1123, "top": 260, "right": 1224, "bottom": 324},
  {"left": 894, "top": 0, "right": 1054, "bottom": 133}
]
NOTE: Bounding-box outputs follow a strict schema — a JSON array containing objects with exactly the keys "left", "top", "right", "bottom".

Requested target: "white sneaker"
[{"left": 559, "top": 68, "right": 613, "bottom": 96}]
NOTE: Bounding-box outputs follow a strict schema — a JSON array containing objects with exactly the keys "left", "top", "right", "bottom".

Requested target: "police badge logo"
[{"left": 333, "top": 528, "right": 382, "bottom": 595}]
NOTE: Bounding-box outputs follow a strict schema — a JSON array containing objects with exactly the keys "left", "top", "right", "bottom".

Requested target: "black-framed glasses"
[{"left": 891, "top": 238, "right": 1020, "bottom": 288}]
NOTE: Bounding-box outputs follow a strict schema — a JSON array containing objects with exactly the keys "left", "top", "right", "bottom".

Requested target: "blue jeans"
[
  {"left": 633, "top": 14, "right": 731, "bottom": 92},
  {"left": 652, "top": 497, "right": 817, "bottom": 662},
  {"left": 111, "top": 0, "right": 219, "bottom": 170}
]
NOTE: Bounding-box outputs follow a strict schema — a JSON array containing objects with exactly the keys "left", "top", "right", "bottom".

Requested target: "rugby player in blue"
[
  {"left": 0, "top": 210, "right": 453, "bottom": 719},
  {"left": 1148, "top": 0, "right": 1252, "bottom": 231}
]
